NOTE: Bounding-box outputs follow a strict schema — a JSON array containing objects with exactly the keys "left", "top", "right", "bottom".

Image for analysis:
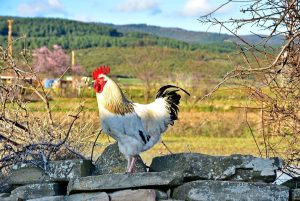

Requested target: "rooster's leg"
[
  {"left": 127, "top": 156, "right": 132, "bottom": 172},
  {"left": 127, "top": 156, "right": 136, "bottom": 173}
]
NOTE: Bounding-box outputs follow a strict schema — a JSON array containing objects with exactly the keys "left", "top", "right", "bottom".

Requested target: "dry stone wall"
[{"left": 1, "top": 143, "right": 299, "bottom": 201}]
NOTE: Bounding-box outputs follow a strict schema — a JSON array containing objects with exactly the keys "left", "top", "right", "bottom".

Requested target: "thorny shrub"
[{"left": 0, "top": 44, "right": 98, "bottom": 191}]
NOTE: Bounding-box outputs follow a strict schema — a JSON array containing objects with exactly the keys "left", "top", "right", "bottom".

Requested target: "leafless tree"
[
  {"left": 125, "top": 47, "right": 163, "bottom": 102},
  {"left": 200, "top": 0, "right": 300, "bottom": 174}
]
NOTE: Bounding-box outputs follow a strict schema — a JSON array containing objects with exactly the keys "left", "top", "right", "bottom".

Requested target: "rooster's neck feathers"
[{"left": 97, "top": 76, "right": 134, "bottom": 115}]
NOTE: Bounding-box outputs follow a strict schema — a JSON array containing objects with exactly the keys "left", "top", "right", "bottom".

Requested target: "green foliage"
[{"left": 0, "top": 16, "right": 237, "bottom": 54}]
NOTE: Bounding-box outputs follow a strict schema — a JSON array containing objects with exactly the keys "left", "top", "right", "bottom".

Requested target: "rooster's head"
[{"left": 93, "top": 65, "right": 110, "bottom": 93}]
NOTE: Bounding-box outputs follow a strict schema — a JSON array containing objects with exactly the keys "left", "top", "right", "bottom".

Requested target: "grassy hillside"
[{"left": 76, "top": 46, "right": 240, "bottom": 78}]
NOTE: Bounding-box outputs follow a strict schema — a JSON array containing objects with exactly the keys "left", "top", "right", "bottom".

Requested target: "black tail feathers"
[{"left": 156, "top": 85, "right": 190, "bottom": 125}]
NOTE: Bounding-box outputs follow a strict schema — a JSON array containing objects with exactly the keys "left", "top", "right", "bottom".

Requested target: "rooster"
[{"left": 93, "top": 66, "right": 189, "bottom": 172}]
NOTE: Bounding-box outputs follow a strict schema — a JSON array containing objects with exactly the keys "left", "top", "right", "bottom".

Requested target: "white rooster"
[{"left": 93, "top": 66, "right": 189, "bottom": 172}]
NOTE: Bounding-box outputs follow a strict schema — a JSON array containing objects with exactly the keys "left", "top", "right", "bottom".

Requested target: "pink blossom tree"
[
  {"left": 33, "top": 45, "right": 86, "bottom": 77},
  {"left": 33, "top": 45, "right": 70, "bottom": 77}
]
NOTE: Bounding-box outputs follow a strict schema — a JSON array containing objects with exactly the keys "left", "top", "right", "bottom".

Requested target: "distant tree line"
[
  {"left": 112, "top": 23, "right": 232, "bottom": 44},
  {"left": 0, "top": 16, "right": 236, "bottom": 53},
  {"left": 0, "top": 17, "right": 121, "bottom": 37}
]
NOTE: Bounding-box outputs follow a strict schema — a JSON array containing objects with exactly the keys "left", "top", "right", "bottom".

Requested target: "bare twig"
[
  {"left": 245, "top": 108, "right": 262, "bottom": 157},
  {"left": 161, "top": 140, "right": 173, "bottom": 154},
  {"left": 91, "top": 129, "right": 102, "bottom": 161}
]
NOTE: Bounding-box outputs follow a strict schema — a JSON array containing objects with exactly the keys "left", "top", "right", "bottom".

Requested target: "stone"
[
  {"left": 9, "top": 159, "right": 92, "bottom": 185},
  {"left": 28, "top": 196, "right": 65, "bottom": 201},
  {"left": 10, "top": 183, "right": 65, "bottom": 200},
  {"left": 2, "top": 197, "right": 22, "bottom": 201},
  {"left": 150, "top": 153, "right": 283, "bottom": 182},
  {"left": 0, "top": 193, "right": 10, "bottom": 198},
  {"left": 67, "top": 192, "right": 109, "bottom": 201},
  {"left": 159, "top": 200, "right": 185, "bottom": 201},
  {"left": 0, "top": 183, "right": 17, "bottom": 193},
  {"left": 172, "top": 180, "right": 289, "bottom": 201},
  {"left": 281, "top": 176, "right": 300, "bottom": 189},
  {"left": 93, "top": 143, "right": 146, "bottom": 175},
  {"left": 166, "top": 189, "right": 172, "bottom": 198},
  {"left": 155, "top": 189, "right": 168, "bottom": 200},
  {"left": 291, "top": 189, "right": 300, "bottom": 201},
  {"left": 109, "top": 189, "right": 156, "bottom": 201},
  {"left": 27, "top": 193, "right": 110, "bottom": 201},
  {"left": 68, "top": 171, "right": 184, "bottom": 194}
]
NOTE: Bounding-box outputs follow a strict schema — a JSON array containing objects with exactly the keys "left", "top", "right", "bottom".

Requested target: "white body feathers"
[{"left": 96, "top": 75, "right": 186, "bottom": 159}]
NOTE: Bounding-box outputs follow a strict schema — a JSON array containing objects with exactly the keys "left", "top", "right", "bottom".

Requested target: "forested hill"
[
  {"left": 1, "top": 17, "right": 121, "bottom": 37},
  {"left": 0, "top": 16, "right": 236, "bottom": 53},
  {"left": 102, "top": 23, "right": 284, "bottom": 46},
  {"left": 102, "top": 23, "right": 231, "bottom": 44}
]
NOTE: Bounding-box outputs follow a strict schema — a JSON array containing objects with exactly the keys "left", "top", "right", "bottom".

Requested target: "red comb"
[{"left": 92, "top": 65, "right": 110, "bottom": 80}]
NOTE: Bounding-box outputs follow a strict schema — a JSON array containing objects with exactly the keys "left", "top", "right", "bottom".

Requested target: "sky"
[{"left": 0, "top": 0, "right": 258, "bottom": 34}]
